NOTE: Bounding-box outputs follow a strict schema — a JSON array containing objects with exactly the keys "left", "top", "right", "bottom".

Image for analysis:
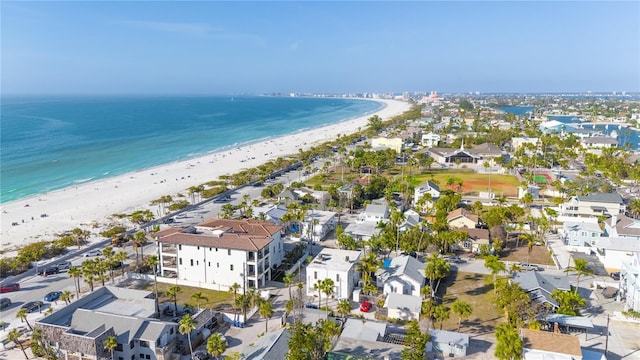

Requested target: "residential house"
[
  {"left": 447, "top": 208, "right": 480, "bottom": 229},
  {"left": 383, "top": 293, "right": 422, "bottom": 321},
  {"left": 562, "top": 221, "right": 604, "bottom": 249},
  {"left": 277, "top": 189, "right": 298, "bottom": 205},
  {"left": 327, "top": 319, "right": 405, "bottom": 360},
  {"left": 421, "top": 132, "right": 442, "bottom": 147},
  {"left": 427, "top": 330, "right": 469, "bottom": 358},
  {"left": 414, "top": 180, "right": 441, "bottom": 205},
  {"left": 471, "top": 142, "right": 502, "bottom": 164},
  {"left": 265, "top": 205, "right": 287, "bottom": 224},
  {"left": 579, "top": 136, "right": 619, "bottom": 152},
  {"left": 511, "top": 137, "right": 540, "bottom": 151},
  {"left": 560, "top": 192, "right": 625, "bottom": 218},
  {"left": 371, "top": 137, "right": 403, "bottom": 153},
  {"left": 300, "top": 209, "right": 338, "bottom": 241},
  {"left": 621, "top": 253, "right": 640, "bottom": 312},
  {"left": 376, "top": 255, "right": 426, "bottom": 297},
  {"left": 512, "top": 271, "right": 571, "bottom": 310},
  {"left": 428, "top": 145, "right": 481, "bottom": 165},
  {"left": 521, "top": 329, "right": 583, "bottom": 360},
  {"left": 457, "top": 228, "right": 490, "bottom": 253},
  {"left": 358, "top": 203, "right": 389, "bottom": 223},
  {"left": 605, "top": 214, "right": 640, "bottom": 240},
  {"left": 35, "top": 287, "right": 180, "bottom": 360},
  {"left": 306, "top": 248, "right": 362, "bottom": 300},
  {"left": 154, "top": 218, "right": 284, "bottom": 292},
  {"left": 242, "top": 328, "right": 291, "bottom": 360},
  {"left": 595, "top": 237, "right": 640, "bottom": 270},
  {"left": 343, "top": 221, "right": 382, "bottom": 241}
]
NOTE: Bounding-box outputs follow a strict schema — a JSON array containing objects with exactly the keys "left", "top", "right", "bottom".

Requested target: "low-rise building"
[
  {"left": 301, "top": 210, "right": 338, "bottom": 241},
  {"left": 421, "top": 132, "right": 441, "bottom": 147},
  {"left": 383, "top": 293, "right": 422, "bottom": 321},
  {"left": 427, "top": 330, "right": 469, "bottom": 358},
  {"left": 595, "top": 237, "right": 640, "bottom": 270},
  {"left": 560, "top": 192, "right": 624, "bottom": 218},
  {"left": 414, "top": 180, "right": 441, "bottom": 205},
  {"left": 371, "top": 137, "right": 403, "bottom": 153},
  {"left": 457, "top": 228, "right": 490, "bottom": 253},
  {"left": 306, "top": 248, "right": 362, "bottom": 300},
  {"left": 562, "top": 221, "right": 604, "bottom": 248},
  {"left": 447, "top": 208, "right": 480, "bottom": 229},
  {"left": 512, "top": 271, "right": 571, "bottom": 310},
  {"left": 621, "top": 253, "right": 640, "bottom": 312},
  {"left": 521, "top": 328, "right": 583, "bottom": 360},
  {"left": 358, "top": 203, "right": 389, "bottom": 223},
  {"left": 154, "top": 218, "right": 283, "bottom": 292},
  {"left": 376, "top": 255, "right": 425, "bottom": 297},
  {"left": 327, "top": 319, "right": 405, "bottom": 360},
  {"left": 605, "top": 214, "right": 640, "bottom": 240},
  {"left": 35, "top": 287, "right": 179, "bottom": 360}
]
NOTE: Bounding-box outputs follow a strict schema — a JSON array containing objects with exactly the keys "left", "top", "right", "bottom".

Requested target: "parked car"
[
  {"left": 610, "top": 272, "right": 621, "bottom": 281},
  {"left": 213, "top": 195, "right": 232, "bottom": 203},
  {"left": 57, "top": 261, "right": 73, "bottom": 271},
  {"left": 84, "top": 249, "right": 102, "bottom": 257},
  {"left": 193, "top": 351, "right": 211, "bottom": 360},
  {"left": 21, "top": 301, "right": 43, "bottom": 313},
  {"left": 305, "top": 303, "right": 319, "bottom": 309},
  {"left": 0, "top": 297, "right": 11, "bottom": 309},
  {"left": 0, "top": 283, "right": 20, "bottom": 293},
  {"left": 38, "top": 266, "right": 59, "bottom": 276},
  {"left": 359, "top": 301, "right": 372, "bottom": 313},
  {"left": 520, "top": 263, "right": 542, "bottom": 271},
  {"left": 44, "top": 291, "right": 62, "bottom": 302}
]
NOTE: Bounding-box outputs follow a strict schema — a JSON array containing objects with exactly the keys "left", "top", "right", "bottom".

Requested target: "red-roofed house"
[{"left": 153, "top": 218, "right": 284, "bottom": 292}]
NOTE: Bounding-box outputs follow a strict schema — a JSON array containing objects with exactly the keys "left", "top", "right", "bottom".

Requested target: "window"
[
  {"left": 116, "top": 343, "right": 123, "bottom": 352},
  {"left": 119, "top": 357, "right": 124, "bottom": 360},
  {"left": 179, "top": 258, "right": 183, "bottom": 265},
  {"left": 314, "top": 271, "right": 317, "bottom": 280},
  {"left": 139, "top": 354, "right": 144, "bottom": 359},
  {"left": 196, "top": 260, "right": 199, "bottom": 265},
  {"left": 146, "top": 355, "right": 151, "bottom": 360},
  {"left": 208, "top": 262, "right": 211, "bottom": 267},
  {"left": 228, "top": 249, "right": 231, "bottom": 256},
  {"left": 178, "top": 245, "right": 182, "bottom": 250},
  {"left": 130, "top": 340, "right": 134, "bottom": 349},
  {"left": 197, "top": 246, "right": 200, "bottom": 250},
  {"left": 217, "top": 262, "right": 219, "bottom": 268},
  {"left": 209, "top": 247, "right": 212, "bottom": 251},
  {"left": 336, "top": 274, "right": 339, "bottom": 282},
  {"left": 216, "top": 248, "right": 218, "bottom": 252},
  {"left": 190, "top": 259, "right": 194, "bottom": 266},
  {"left": 230, "top": 264, "right": 234, "bottom": 271},
  {"left": 139, "top": 340, "right": 149, "bottom": 348},
  {"left": 131, "top": 356, "right": 135, "bottom": 360}
]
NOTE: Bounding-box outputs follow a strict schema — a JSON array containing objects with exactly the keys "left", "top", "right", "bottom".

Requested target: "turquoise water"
[{"left": 0, "top": 96, "right": 383, "bottom": 203}]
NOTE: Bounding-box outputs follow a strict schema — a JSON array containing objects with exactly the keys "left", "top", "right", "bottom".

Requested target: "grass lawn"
[
  {"left": 438, "top": 271, "right": 504, "bottom": 336},
  {"left": 416, "top": 171, "right": 520, "bottom": 197},
  {"left": 145, "top": 282, "right": 234, "bottom": 310}
]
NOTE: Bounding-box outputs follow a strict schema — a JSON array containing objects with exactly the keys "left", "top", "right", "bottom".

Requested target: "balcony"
[
  {"left": 247, "top": 252, "right": 256, "bottom": 262},
  {"left": 161, "top": 245, "right": 178, "bottom": 255}
]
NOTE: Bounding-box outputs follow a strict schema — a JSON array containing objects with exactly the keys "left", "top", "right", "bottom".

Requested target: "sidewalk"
[{"left": 545, "top": 231, "right": 570, "bottom": 269}]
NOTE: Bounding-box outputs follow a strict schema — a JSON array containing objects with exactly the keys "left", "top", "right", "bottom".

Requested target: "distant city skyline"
[{"left": 2, "top": 1, "right": 639, "bottom": 95}]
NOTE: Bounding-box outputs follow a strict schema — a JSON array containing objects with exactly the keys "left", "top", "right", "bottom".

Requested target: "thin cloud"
[
  {"left": 123, "top": 20, "right": 214, "bottom": 37},
  {"left": 289, "top": 40, "right": 302, "bottom": 51}
]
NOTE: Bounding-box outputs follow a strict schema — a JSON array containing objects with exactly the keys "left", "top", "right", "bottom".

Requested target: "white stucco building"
[
  {"left": 560, "top": 192, "right": 624, "bottom": 218},
  {"left": 154, "top": 218, "right": 283, "bottom": 292},
  {"left": 306, "top": 248, "right": 362, "bottom": 300},
  {"left": 621, "top": 253, "right": 640, "bottom": 312}
]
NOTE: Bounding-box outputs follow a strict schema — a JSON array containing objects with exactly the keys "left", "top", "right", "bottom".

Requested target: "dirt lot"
[{"left": 500, "top": 238, "right": 555, "bottom": 266}]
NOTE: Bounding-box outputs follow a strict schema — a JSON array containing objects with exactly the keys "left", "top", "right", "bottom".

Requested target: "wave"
[
  {"left": 73, "top": 177, "right": 94, "bottom": 184},
  {"left": 102, "top": 171, "right": 110, "bottom": 176}
]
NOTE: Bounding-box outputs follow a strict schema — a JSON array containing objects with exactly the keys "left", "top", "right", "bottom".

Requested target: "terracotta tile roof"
[
  {"left": 521, "top": 329, "right": 582, "bottom": 357},
  {"left": 154, "top": 218, "right": 282, "bottom": 251}
]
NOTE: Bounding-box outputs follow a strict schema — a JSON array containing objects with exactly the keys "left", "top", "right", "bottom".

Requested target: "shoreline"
[{"left": 0, "top": 98, "right": 410, "bottom": 250}]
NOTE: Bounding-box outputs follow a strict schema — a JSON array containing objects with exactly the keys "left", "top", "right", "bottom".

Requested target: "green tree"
[
  {"left": 286, "top": 319, "right": 340, "bottom": 360},
  {"left": 494, "top": 323, "right": 523, "bottom": 360},
  {"left": 16, "top": 308, "right": 32, "bottom": 331},
  {"left": 424, "top": 253, "right": 450, "bottom": 299},
  {"left": 319, "top": 278, "right": 335, "bottom": 314},
  {"left": 451, "top": 300, "right": 473, "bottom": 332},
  {"left": 191, "top": 291, "right": 208, "bottom": 311},
  {"left": 68, "top": 266, "right": 82, "bottom": 298},
  {"left": 60, "top": 290, "right": 73, "bottom": 305},
  {"left": 103, "top": 335, "right": 118, "bottom": 360},
  {"left": 115, "top": 250, "right": 129, "bottom": 278},
  {"left": 552, "top": 289, "right": 587, "bottom": 316},
  {"left": 400, "top": 319, "right": 430, "bottom": 360},
  {"left": 133, "top": 231, "right": 147, "bottom": 269},
  {"left": 337, "top": 299, "right": 352, "bottom": 320},
  {"left": 166, "top": 285, "right": 182, "bottom": 316},
  {"left": 206, "top": 333, "right": 228, "bottom": 360},
  {"left": 179, "top": 314, "right": 197, "bottom": 358},
  {"left": 146, "top": 255, "right": 160, "bottom": 313},
  {"left": 484, "top": 255, "right": 507, "bottom": 292},
  {"left": 259, "top": 300, "right": 274, "bottom": 333},
  {"left": 565, "top": 258, "right": 595, "bottom": 294},
  {"left": 433, "top": 304, "right": 450, "bottom": 330},
  {"left": 7, "top": 328, "right": 28, "bottom": 359}
]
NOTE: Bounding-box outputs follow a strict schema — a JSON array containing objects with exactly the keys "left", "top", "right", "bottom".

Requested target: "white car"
[{"left": 84, "top": 249, "right": 102, "bottom": 257}]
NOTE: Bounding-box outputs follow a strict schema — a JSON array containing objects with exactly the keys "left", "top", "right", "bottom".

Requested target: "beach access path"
[{"left": 0, "top": 99, "right": 410, "bottom": 251}]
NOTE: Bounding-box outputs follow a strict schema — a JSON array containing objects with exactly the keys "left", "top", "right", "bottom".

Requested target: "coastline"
[{"left": 0, "top": 98, "right": 410, "bottom": 249}]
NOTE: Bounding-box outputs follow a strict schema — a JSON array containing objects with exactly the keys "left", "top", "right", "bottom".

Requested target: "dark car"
[
  {"left": 38, "top": 266, "right": 59, "bottom": 276},
  {"left": 57, "top": 261, "right": 73, "bottom": 271},
  {"left": 0, "top": 283, "right": 20, "bottom": 293},
  {"left": 610, "top": 272, "right": 621, "bottom": 281},
  {"left": 21, "top": 301, "right": 43, "bottom": 313},
  {"left": 44, "top": 291, "right": 62, "bottom": 302},
  {"left": 305, "top": 303, "right": 319, "bottom": 309},
  {"left": 0, "top": 298, "right": 11, "bottom": 309},
  {"left": 360, "top": 301, "right": 372, "bottom": 313}
]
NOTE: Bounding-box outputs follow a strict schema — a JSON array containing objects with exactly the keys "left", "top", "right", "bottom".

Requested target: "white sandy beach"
[{"left": 0, "top": 99, "right": 410, "bottom": 250}]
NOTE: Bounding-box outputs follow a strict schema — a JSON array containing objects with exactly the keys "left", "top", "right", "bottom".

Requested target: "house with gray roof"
[
  {"left": 562, "top": 221, "right": 604, "bottom": 248},
  {"left": 595, "top": 237, "right": 640, "bottom": 270},
  {"left": 561, "top": 192, "right": 624, "bottom": 218},
  {"left": 376, "top": 255, "right": 426, "bottom": 297},
  {"left": 605, "top": 213, "right": 640, "bottom": 240},
  {"left": 512, "top": 271, "right": 571, "bottom": 310},
  {"left": 427, "top": 329, "right": 469, "bottom": 358},
  {"left": 383, "top": 293, "right": 422, "bottom": 321},
  {"left": 358, "top": 203, "right": 389, "bottom": 223},
  {"left": 35, "top": 286, "right": 180, "bottom": 360},
  {"left": 328, "top": 319, "right": 405, "bottom": 360}
]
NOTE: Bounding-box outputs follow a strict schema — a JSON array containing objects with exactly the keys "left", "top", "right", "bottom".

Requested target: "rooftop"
[
  {"left": 521, "top": 329, "right": 582, "bottom": 357},
  {"left": 576, "top": 192, "right": 623, "bottom": 204},
  {"left": 307, "top": 248, "right": 362, "bottom": 272}
]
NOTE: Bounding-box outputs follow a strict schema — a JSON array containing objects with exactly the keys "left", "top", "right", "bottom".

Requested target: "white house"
[
  {"left": 301, "top": 209, "right": 338, "bottom": 241},
  {"left": 605, "top": 214, "right": 640, "bottom": 240},
  {"left": 560, "top": 192, "right": 625, "bottom": 218},
  {"left": 371, "top": 137, "right": 403, "bottom": 153},
  {"left": 306, "top": 248, "right": 362, "bottom": 300},
  {"left": 154, "top": 218, "right": 284, "bottom": 292},
  {"left": 358, "top": 203, "right": 389, "bottom": 223},
  {"left": 562, "top": 221, "right": 604, "bottom": 249},
  {"left": 595, "top": 237, "right": 640, "bottom": 270},
  {"left": 376, "top": 255, "right": 426, "bottom": 297},
  {"left": 383, "top": 293, "right": 422, "bottom": 321},
  {"left": 414, "top": 180, "right": 441, "bottom": 205},
  {"left": 579, "top": 136, "right": 619, "bottom": 152},
  {"left": 421, "top": 132, "right": 441, "bottom": 147},
  {"left": 621, "top": 253, "right": 640, "bottom": 312}
]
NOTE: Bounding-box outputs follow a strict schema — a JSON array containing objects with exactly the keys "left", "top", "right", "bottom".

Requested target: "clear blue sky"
[{"left": 2, "top": 1, "right": 639, "bottom": 95}]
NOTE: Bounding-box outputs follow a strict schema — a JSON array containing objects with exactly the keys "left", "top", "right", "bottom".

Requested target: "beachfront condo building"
[{"left": 154, "top": 218, "right": 284, "bottom": 292}]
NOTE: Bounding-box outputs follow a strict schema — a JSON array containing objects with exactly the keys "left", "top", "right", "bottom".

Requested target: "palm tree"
[
  {"left": 206, "top": 333, "right": 228, "bottom": 360},
  {"left": 229, "top": 282, "right": 241, "bottom": 320},
  {"left": 16, "top": 308, "right": 32, "bottom": 331},
  {"left": 115, "top": 250, "right": 128, "bottom": 278},
  {"left": 424, "top": 253, "right": 450, "bottom": 299},
  {"left": 283, "top": 273, "right": 295, "bottom": 300},
  {"left": 494, "top": 323, "right": 523, "bottom": 360},
  {"left": 191, "top": 291, "right": 208, "bottom": 311},
  {"left": 7, "top": 328, "right": 28, "bottom": 359},
  {"left": 314, "top": 280, "right": 323, "bottom": 309},
  {"left": 166, "top": 285, "right": 182, "bottom": 316},
  {"left": 337, "top": 299, "right": 352, "bottom": 320},
  {"left": 259, "top": 300, "right": 274, "bottom": 333},
  {"left": 68, "top": 266, "right": 82, "bottom": 298},
  {"left": 320, "top": 278, "right": 335, "bottom": 315},
  {"left": 179, "top": 314, "right": 197, "bottom": 359},
  {"left": 146, "top": 255, "right": 160, "bottom": 313},
  {"left": 103, "top": 335, "right": 118, "bottom": 360},
  {"left": 60, "top": 290, "right": 73, "bottom": 305},
  {"left": 566, "top": 258, "right": 595, "bottom": 294},
  {"left": 484, "top": 255, "right": 507, "bottom": 292},
  {"left": 433, "top": 304, "right": 450, "bottom": 330},
  {"left": 133, "top": 231, "right": 147, "bottom": 269},
  {"left": 451, "top": 300, "right": 473, "bottom": 332},
  {"left": 520, "top": 233, "right": 537, "bottom": 264}
]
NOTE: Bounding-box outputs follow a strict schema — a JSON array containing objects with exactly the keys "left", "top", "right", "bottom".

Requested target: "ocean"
[{"left": 0, "top": 96, "right": 383, "bottom": 203}]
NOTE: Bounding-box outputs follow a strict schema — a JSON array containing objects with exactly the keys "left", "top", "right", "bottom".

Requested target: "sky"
[{"left": 2, "top": 1, "right": 639, "bottom": 95}]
